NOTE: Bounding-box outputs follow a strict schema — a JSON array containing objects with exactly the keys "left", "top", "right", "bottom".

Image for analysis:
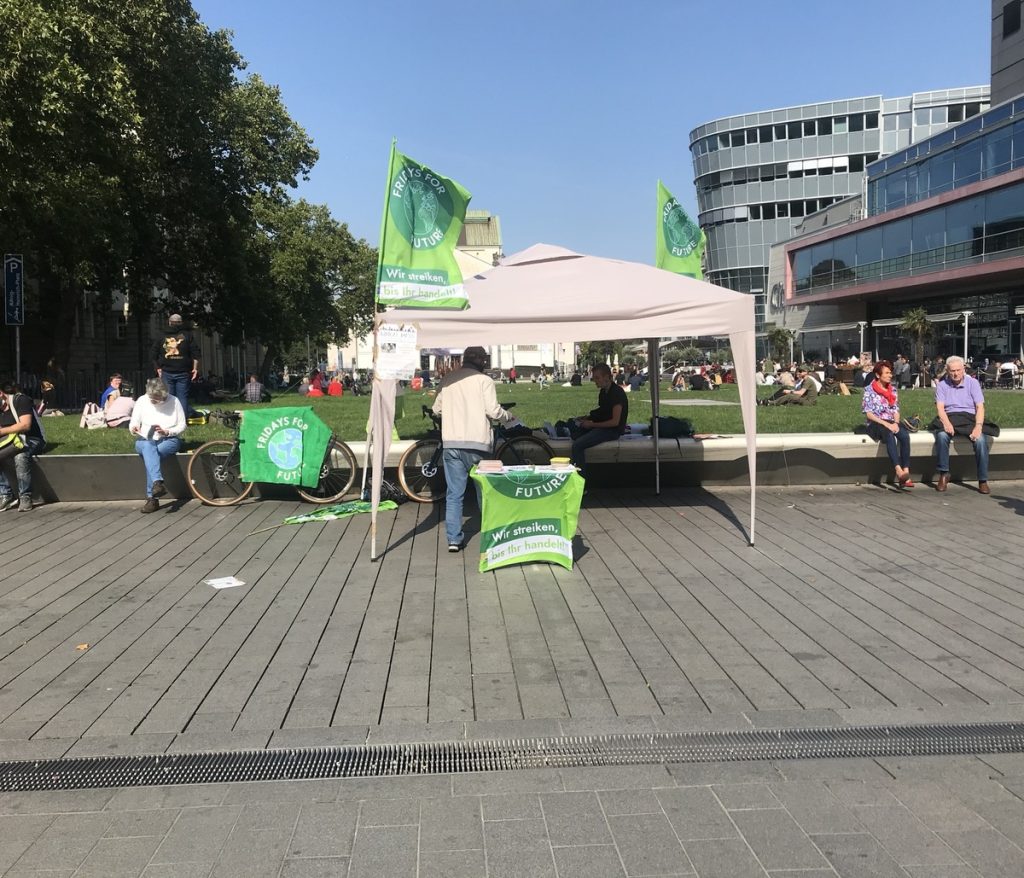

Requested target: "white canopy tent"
[{"left": 367, "top": 244, "right": 758, "bottom": 557}]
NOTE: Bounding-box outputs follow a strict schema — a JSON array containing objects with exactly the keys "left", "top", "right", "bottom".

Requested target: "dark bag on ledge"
[{"left": 927, "top": 411, "right": 1000, "bottom": 437}]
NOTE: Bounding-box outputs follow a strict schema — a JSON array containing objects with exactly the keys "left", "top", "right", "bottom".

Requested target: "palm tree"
[
  {"left": 900, "top": 307, "right": 932, "bottom": 372},
  {"left": 766, "top": 327, "right": 793, "bottom": 364}
]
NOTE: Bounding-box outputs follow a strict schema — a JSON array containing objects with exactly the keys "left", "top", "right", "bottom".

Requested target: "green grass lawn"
[{"left": 40, "top": 382, "right": 1024, "bottom": 454}]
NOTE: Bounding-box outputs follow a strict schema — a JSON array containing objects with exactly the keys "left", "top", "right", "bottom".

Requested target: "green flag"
[
  {"left": 376, "top": 142, "right": 472, "bottom": 310},
  {"left": 238, "top": 407, "right": 333, "bottom": 488},
  {"left": 470, "top": 468, "right": 584, "bottom": 572},
  {"left": 656, "top": 180, "right": 705, "bottom": 280}
]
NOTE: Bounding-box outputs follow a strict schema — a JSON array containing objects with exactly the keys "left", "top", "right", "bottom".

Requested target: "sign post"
[{"left": 4, "top": 254, "right": 24, "bottom": 383}]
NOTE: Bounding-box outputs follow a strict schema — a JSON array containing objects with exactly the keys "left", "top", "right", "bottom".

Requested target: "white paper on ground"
[{"left": 204, "top": 576, "right": 246, "bottom": 589}]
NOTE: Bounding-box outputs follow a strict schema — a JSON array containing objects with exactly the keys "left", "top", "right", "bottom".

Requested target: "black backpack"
[{"left": 650, "top": 416, "right": 694, "bottom": 438}]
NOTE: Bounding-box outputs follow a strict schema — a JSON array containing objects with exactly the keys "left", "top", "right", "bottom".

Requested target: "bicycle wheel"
[
  {"left": 296, "top": 438, "right": 358, "bottom": 504},
  {"left": 187, "top": 440, "right": 254, "bottom": 506},
  {"left": 397, "top": 439, "right": 446, "bottom": 503},
  {"left": 497, "top": 436, "right": 554, "bottom": 467}
]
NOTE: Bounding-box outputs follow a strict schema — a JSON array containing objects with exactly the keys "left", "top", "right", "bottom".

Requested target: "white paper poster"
[{"left": 376, "top": 324, "right": 418, "bottom": 380}]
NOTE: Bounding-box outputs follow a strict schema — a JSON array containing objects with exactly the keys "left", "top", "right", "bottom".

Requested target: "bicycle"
[
  {"left": 187, "top": 410, "right": 358, "bottom": 506},
  {"left": 397, "top": 403, "right": 554, "bottom": 503}
]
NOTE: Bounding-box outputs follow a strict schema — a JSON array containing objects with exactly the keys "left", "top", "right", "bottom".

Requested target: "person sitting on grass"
[
  {"left": 306, "top": 377, "right": 323, "bottom": 398},
  {"left": 99, "top": 373, "right": 123, "bottom": 407},
  {"left": 129, "top": 378, "right": 185, "bottom": 514},
  {"left": 242, "top": 373, "right": 265, "bottom": 404},
  {"left": 759, "top": 365, "right": 819, "bottom": 406}
]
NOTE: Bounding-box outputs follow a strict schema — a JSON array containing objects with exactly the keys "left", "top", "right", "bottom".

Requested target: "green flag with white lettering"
[
  {"left": 239, "top": 407, "right": 333, "bottom": 488},
  {"left": 376, "top": 141, "right": 473, "bottom": 310},
  {"left": 471, "top": 468, "right": 584, "bottom": 572},
  {"left": 656, "top": 180, "right": 705, "bottom": 280}
]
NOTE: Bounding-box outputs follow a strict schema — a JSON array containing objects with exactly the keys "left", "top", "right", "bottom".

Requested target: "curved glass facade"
[{"left": 690, "top": 88, "right": 989, "bottom": 330}]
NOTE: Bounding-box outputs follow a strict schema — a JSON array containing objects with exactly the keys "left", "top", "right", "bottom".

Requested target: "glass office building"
[
  {"left": 783, "top": 95, "right": 1024, "bottom": 360},
  {"left": 689, "top": 88, "right": 990, "bottom": 330}
]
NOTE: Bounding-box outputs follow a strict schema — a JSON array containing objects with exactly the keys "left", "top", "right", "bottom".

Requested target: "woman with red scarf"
[{"left": 863, "top": 360, "right": 913, "bottom": 487}]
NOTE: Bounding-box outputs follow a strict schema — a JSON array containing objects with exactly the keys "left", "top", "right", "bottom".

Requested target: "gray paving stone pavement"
[{"left": 3, "top": 486, "right": 1024, "bottom": 874}]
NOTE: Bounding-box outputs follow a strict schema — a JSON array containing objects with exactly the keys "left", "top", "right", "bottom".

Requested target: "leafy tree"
[
  {"left": 900, "top": 307, "right": 932, "bottom": 369},
  {"left": 246, "top": 197, "right": 376, "bottom": 375},
  {"left": 0, "top": 0, "right": 321, "bottom": 371},
  {"left": 709, "top": 346, "right": 733, "bottom": 365}
]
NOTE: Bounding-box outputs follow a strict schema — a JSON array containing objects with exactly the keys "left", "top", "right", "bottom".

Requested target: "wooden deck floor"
[{"left": 3, "top": 482, "right": 1024, "bottom": 758}]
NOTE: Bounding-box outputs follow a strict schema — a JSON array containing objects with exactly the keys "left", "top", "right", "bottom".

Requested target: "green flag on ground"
[
  {"left": 470, "top": 468, "right": 584, "bottom": 572},
  {"left": 239, "top": 407, "right": 332, "bottom": 488},
  {"left": 656, "top": 180, "right": 705, "bottom": 279},
  {"left": 376, "top": 141, "right": 472, "bottom": 310},
  {"left": 283, "top": 500, "right": 398, "bottom": 524}
]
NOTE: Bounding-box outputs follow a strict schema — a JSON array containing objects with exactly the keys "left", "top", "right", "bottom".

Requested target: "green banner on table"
[
  {"left": 656, "top": 180, "right": 705, "bottom": 280},
  {"left": 471, "top": 468, "right": 585, "bottom": 572},
  {"left": 238, "top": 407, "right": 332, "bottom": 488}
]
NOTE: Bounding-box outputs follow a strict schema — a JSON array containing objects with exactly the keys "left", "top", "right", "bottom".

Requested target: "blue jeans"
[
  {"left": 867, "top": 422, "right": 911, "bottom": 470},
  {"left": 934, "top": 430, "right": 989, "bottom": 481},
  {"left": 442, "top": 447, "right": 483, "bottom": 546},
  {"left": 161, "top": 371, "right": 191, "bottom": 418},
  {"left": 136, "top": 436, "right": 181, "bottom": 497},
  {"left": 571, "top": 427, "right": 621, "bottom": 480},
  {"left": 0, "top": 442, "right": 34, "bottom": 497}
]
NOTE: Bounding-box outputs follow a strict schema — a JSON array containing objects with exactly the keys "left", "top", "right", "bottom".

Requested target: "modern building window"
[
  {"left": 791, "top": 180, "right": 1023, "bottom": 294},
  {"left": 833, "top": 116, "right": 848, "bottom": 134},
  {"left": 849, "top": 113, "right": 865, "bottom": 133},
  {"left": 1005, "top": 0, "right": 1022, "bottom": 37},
  {"left": 866, "top": 112, "right": 879, "bottom": 129},
  {"left": 954, "top": 139, "right": 983, "bottom": 186},
  {"left": 818, "top": 117, "right": 833, "bottom": 135}
]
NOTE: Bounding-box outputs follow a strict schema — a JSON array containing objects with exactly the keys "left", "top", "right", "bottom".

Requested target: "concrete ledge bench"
[{"left": 27, "top": 429, "right": 1024, "bottom": 501}]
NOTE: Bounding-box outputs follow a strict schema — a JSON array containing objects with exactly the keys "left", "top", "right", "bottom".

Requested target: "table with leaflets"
[{"left": 469, "top": 465, "right": 584, "bottom": 573}]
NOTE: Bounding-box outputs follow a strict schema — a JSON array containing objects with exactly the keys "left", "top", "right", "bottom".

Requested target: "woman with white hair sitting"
[{"left": 129, "top": 378, "right": 186, "bottom": 513}]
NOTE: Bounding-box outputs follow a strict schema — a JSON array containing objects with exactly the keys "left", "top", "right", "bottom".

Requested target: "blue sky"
[{"left": 193, "top": 0, "right": 990, "bottom": 263}]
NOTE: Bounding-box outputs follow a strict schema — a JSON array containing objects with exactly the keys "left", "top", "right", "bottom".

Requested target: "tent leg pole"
[{"left": 648, "top": 339, "right": 661, "bottom": 495}]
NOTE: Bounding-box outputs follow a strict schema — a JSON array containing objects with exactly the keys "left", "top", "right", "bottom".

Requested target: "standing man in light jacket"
[{"left": 432, "top": 346, "right": 514, "bottom": 553}]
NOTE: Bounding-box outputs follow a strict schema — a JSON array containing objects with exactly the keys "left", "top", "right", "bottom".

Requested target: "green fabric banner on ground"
[
  {"left": 656, "top": 180, "right": 705, "bottom": 279},
  {"left": 376, "top": 142, "right": 472, "bottom": 310},
  {"left": 284, "top": 500, "right": 397, "bottom": 524},
  {"left": 239, "top": 407, "right": 332, "bottom": 488},
  {"left": 471, "top": 468, "right": 585, "bottom": 572}
]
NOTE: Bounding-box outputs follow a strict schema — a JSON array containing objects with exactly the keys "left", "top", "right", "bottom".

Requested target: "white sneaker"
[
  {"left": 0, "top": 495, "right": 17, "bottom": 512},
  {"left": 18, "top": 494, "right": 33, "bottom": 512}
]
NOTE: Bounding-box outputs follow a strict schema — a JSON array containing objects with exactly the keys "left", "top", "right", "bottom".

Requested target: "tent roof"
[{"left": 388, "top": 244, "right": 754, "bottom": 347}]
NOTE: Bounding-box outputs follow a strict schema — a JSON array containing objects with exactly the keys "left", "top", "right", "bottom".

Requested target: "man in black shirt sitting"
[{"left": 570, "top": 363, "right": 628, "bottom": 481}]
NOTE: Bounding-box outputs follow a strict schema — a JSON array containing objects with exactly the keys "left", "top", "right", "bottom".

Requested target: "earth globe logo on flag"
[
  {"left": 662, "top": 199, "right": 700, "bottom": 257},
  {"left": 267, "top": 427, "right": 303, "bottom": 472},
  {"left": 390, "top": 162, "right": 455, "bottom": 250}
]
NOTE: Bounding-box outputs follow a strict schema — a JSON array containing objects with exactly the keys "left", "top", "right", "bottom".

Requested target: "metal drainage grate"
[{"left": 2, "top": 721, "right": 1023, "bottom": 792}]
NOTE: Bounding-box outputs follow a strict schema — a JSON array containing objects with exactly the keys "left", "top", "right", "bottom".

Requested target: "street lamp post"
[{"left": 961, "top": 311, "right": 973, "bottom": 361}]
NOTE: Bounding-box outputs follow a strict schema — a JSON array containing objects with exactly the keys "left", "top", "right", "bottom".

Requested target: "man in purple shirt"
[{"left": 933, "top": 355, "right": 989, "bottom": 494}]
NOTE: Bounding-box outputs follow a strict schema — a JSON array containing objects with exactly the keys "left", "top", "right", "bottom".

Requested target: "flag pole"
[{"left": 370, "top": 139, "right": 398, "bottom": 561}]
